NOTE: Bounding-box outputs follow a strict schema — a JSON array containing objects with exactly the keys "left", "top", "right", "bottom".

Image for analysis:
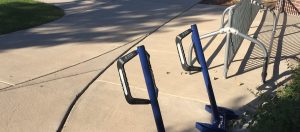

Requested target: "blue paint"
[
  {"left": 191, "top": 24, "right": 220, "bottom": 123},
  {"left": 137, "top": 46, "right": 165, "bottom": 132},
  {"left": 117, "top": 46, "right": 165, "bottom": 132},
  {"left": 191, "top": 24, "right": 238, "bottom": 132}
]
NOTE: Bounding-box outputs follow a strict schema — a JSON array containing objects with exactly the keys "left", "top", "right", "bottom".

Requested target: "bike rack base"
[
  {"left": 196, "top": 105, "right": 238, "bottom": 132},
  {"left": 196, "top": 123, "right": 226, "bottom": 132}
]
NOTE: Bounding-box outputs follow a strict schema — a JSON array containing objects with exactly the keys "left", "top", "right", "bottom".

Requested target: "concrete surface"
[
  {"left": 62, "top": 4, "right": 299, "bottom": 132},
  {"left": 0, "top": 0, "right": 200, "bottom": 131},
  {"left": 0, "top": 0, "right": 299, "bottom": 131},
  {"left": 0, "top": 0, "right": 198, "bottom": 85}
]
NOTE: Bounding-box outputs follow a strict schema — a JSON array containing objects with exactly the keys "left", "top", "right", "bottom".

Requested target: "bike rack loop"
[
  {"left": 117, "top": 45, "right": 165, "bottom": 132},
  {"left": 175, "top": 28, "right": 202, "bottom": 72}
]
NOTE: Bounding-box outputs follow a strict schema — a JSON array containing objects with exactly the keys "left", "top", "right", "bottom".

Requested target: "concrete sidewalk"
[
  {"left": 61, "top": 4, "right": 299, "bottom": 132},
  {"left": 0, "top": 0, "right": 299, "bottom": 131},
  {"left": 0, "top": 0, "right": 200, "bottom": 131},
  {"left": 0, "top": 0, "right": 198, "bottom": 85}
]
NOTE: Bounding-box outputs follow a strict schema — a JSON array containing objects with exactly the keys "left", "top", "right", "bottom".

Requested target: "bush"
[{"left": 248, "top": 64, "right": 300, "bottom": 132}]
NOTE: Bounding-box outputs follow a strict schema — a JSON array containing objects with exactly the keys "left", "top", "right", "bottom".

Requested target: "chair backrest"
[
  {"left": 276, "top": 0, "right": 300, "bottom": 16},
  {"left": 226, "top": 0, "right": 262, "bottom": 66}
]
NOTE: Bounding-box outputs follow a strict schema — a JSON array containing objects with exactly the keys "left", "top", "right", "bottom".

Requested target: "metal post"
[
  {"left": 191, "top": 25, "right": 220, "bottom": 123},
  {"left": 224, "top": 8, "right": 233, "bottom": 79},
  {"left": 137, "top": 46, "right": 165, "bottom": 132}
]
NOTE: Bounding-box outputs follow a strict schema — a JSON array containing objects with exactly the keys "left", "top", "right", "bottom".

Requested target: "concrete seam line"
[
  {"left": 2, "top": 35, "right": 146, "bottom": 90},
  {"left": 0, "top": 69, "right": 103, "bottom": 92},
  {"left": 96, "top": 79, "right": 210, "bottom": 104},
  {"left": 57, "top": 1, "right": 201, "bottom": 131},
  {"left": 56, "top": 43, "right": 136, "bottom": 132},
  {"left": 2, "top": 0, "right": 200, "bottom": 89}
]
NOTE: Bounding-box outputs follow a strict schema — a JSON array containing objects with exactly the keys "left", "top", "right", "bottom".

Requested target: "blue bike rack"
[
  {"left": 176, "top": 24, "right": 238, "bottom": 132},
  {"left": 117, "top": 45, "right": 165, "bottom": 132}
]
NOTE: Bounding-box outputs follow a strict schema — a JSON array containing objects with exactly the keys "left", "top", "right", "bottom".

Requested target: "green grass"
[
  {"left": 0, "top": 0, "right": 64, "bottom": 35},
  {"left": 248, "top": 64, "right": 300, "bottom": 132}
]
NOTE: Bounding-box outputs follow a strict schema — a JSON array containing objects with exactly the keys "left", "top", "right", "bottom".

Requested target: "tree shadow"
[
  {"left": 0, "top": 1, "right": 227, "bottom": 90},
  {"left": 0, "top": 0, "right": 224, "bottom": 51}
]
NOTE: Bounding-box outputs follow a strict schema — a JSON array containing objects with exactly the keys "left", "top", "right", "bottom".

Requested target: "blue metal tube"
[
  {"left": 191, "top": 24, "right": 220, "bottom": 123},
  {"left": 137, "top": 46, "right": 165, "bottom": 132}
]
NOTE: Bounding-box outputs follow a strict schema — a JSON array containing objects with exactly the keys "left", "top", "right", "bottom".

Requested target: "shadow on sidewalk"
[
  {"left": 230, "top": 11, "right": 300, "bottom": 131},
  {"left": 226, "top": 10, "right": 300, "bottom": 83},
  {"left": 0, "top": 1, "right": 229, "bottom": 92},
  {"left": 0, "top": 0, "right": 222, "bottom": 51}
]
